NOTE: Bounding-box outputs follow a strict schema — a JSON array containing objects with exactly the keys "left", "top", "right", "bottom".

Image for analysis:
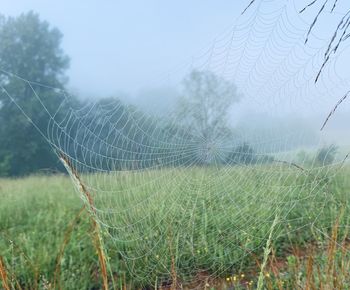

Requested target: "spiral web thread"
[{"left": 1, "top": 0, "right": 350, "bottom": 286}]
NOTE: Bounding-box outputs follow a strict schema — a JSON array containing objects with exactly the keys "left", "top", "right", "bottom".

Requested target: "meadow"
[{"left": 1, "top": 165, "right": 350, "bottom": 289}]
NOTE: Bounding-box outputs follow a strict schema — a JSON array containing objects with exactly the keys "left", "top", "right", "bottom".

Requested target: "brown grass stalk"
[
  {"left": 0, "top": 256, "right": 10, "bottom": 290},
  {"left": 166, "top": 228, "right": 178, "bottom": 290},
  {"left": 305, "top": 255, "right": 315, "bottom": 290},
  {"left": 321, "top": 90, "right": 349, "bottom": 131},
  {"left": 326, "top": 216, "right": 339, "bottom": 278},
  {"left": 316, "top": 264, "right": 323, "bottom": 290},
  {"left": 53, "top": 206, "right": 85, "bottom": 290},
  {"left": 170, "top": 254, "right": 177, "bottom": 290},
  {"left": 269, "top": 249, "right": 284, "bottom": 290},
  {"left": 0, "top": 233, "right": 34, "bottom": 290},
  {"left": 58, "top": 151, "right": 109, "bottom": 290}
]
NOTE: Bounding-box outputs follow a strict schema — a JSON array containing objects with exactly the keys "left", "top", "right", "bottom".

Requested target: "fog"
[
  {"left": 1, "top": 0, "right": 249, "bottom": 97},
  {"left": 2, "top": 0, "right": 350, "bottom": 158}
]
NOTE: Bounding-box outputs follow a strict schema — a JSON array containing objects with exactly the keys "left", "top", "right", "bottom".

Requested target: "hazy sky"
[
  {"left": 2, "top": 1, "right": 350, "bottom": 124},
  {"left": 1, "top": 0, "right": 248, "bottom": 97},
  {"left": 2, "top": 0, "right": 350, "bottom": 147}
]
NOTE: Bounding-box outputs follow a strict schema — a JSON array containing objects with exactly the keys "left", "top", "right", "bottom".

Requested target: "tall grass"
[
  {"left": 256, "top": 214, "right": 279, "bottom": 290},
  {"left": 58, "top": 152, "right": 109, "bottom": 290},
  {"left": 0, "top": 255, "right": 10, "bottom": 290},
  {"left": 0, "top": 165, "right": 349, "bottom": 288}
]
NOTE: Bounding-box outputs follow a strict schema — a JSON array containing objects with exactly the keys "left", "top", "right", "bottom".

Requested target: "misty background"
[{"left": 1, "top": 0, "right": 350, "bottom": 176}]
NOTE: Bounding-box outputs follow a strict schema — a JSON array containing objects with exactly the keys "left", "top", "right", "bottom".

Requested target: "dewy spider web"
[{"left": 1, "top": 0, "right": 350, "bottom": 286}]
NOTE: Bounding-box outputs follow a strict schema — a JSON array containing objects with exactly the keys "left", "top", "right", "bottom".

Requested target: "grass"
[{"left": 0, "top": 164, "right": 350, "bottom": 289}]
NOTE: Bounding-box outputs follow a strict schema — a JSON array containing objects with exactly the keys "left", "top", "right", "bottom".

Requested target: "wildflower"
[
  {"left": 226, "top": 277, "right": 230, "bottom": 282},
  {"left": 241, "top": 273, "right": 245, "bottom": 278},
  {"left": 265, "top": 272, "right": 270, "bottom": 278}
]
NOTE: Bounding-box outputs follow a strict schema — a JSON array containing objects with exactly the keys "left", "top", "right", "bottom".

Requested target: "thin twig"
[
  {"left": 304, "top": 0, "right": 329, "bottom": 44},
  {"left": 321, "top": 90, "right": 350, "bottom": 130},
  {"left": 331, "top": 0, "right": 339, "bottom": 12},
  {"left": 241, "top": 0, "right": 256, "bottom": 15},
  {"left": 274, "top": 159, "right": 306, "bottom": 172},
  {"left": 299, "top": 0, "right": 318, "bottom": 14},
  {"left": 339, "top": 152, "right": 350, "bottom": 168}
]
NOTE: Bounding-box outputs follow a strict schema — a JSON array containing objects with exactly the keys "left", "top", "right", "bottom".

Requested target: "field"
[{"left": 1, "top": 165, "right": 350, "bottom": 289}]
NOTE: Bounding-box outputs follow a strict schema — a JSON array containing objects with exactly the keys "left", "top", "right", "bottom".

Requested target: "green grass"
[
  {"left": 0, "top": 175, "right": 99, "bottom": 289},
  {"left": 0, "top": 165, "right": 350, "bottom": 289}
]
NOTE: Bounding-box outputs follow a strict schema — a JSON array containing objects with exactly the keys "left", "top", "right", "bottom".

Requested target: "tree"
[
  {"left": 226, "top": 143, "right": 274, "bottom": 165},
  {"left": 226, "top": 143, "right": 255, "bottom": 165},
  {"left": 175, "top": 70, "right": 240, "bottom": 164},
  {"left": 0, "top": 12, "right": 70, "bottom": 176},
  {"left": 315, "top": 144, "right": 338, "bottom": 166},
  {"left": 176, "top": 70, "right": 239, "bottom": 140}
]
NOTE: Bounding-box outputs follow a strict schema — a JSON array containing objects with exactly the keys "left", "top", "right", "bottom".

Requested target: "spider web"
[{"left": 1, "top": 0, "right": 350, "bottom": 287}]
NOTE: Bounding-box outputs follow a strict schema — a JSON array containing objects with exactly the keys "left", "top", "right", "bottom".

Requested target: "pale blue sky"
[
  {"left": 1, "top": 1, "right": 248, "bottom": 97},
  {"left": 2, "top": 0, "right": 350, "bottom": 145},
  {"left": 2, "top": 0, "right": 350, "bottom": 122}
]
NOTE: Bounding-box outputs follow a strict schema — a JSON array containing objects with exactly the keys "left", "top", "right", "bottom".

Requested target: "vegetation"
[
  {"left": 315, "top": 144, "right": 338, "bottom": 166},
  {"left": 175, "top": 70, "right": 240, "bottom": 164},
  {"left": 296, "top": 144, "right": 339, "bottom": 168},
  {"left": 0, "top": 164, "right": 349, "bottom": 289},
  {"left": 176, "top": 70, "right": 239, "bottom": 141},
  {"left": 0, "top": 7, "right": 349, "bottom": 290},
  {"left": 0, "top": 12, "right": 256, "bottom": 177},
  {"left": 226, "top": 143, "right": 274, "bottom": 165},
  {"left": 0, "top": 12, "right": 70, "bottom": 176}
]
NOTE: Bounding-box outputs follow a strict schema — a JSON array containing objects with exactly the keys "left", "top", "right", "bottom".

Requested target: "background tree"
[
  {"left": 315, "top": 144, "right": 338, "bottom": 166},
  {"left": 176, "top": 70, "right": 239, "bottom": 141},
  {"left": 226, "top": 143, "right": 255, "bottom": 165},
  {"left": 175, "top": 70, "right": 240, "bottom": 164},
  {"left": 0, "top": 12, "right": 70, "bottom": 176}
]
